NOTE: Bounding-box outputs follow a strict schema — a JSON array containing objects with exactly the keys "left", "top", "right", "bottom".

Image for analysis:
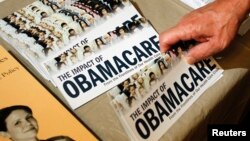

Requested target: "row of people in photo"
[
  {"left": 107, "top": 44, "right": 192, "bottom": 113},
  {"left": 45, "top": 17, "right": 148, "bottom": 73},
  {"left": 72, "top": 0, "right": 130, "bottom": 18},
  {"left": 0, "top": 13, "right": 70, "bottom": 59},
  {"left": 108, "top": 66, "right": 164, "bottom": 112},
  {"left": 0, "top": 1, "right": 79, "bottom": 59},
  {"left": 0, "top": 0, "right": 131, "bottom": 60},
  {"left": 18, "top": 0, "right": 130, "bottom": 33}
]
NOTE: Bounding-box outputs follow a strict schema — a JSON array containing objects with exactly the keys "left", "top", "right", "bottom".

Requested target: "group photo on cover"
[
  {"left": 0, "top": 0, "right": 131, "bottom": 61},
  {"left": 44, "top": 17, "right": 149, "bottom": 74},
  {"left": 107, "top": 40, "right": 194, "bottom": 113}
]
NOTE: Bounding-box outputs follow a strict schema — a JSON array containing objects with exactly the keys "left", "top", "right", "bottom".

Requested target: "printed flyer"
[
  {"left": 46, "top": 25, "right": 160, "bottom": 109},
  {"left": 106, "top": 42, "right": 223, "bottom": 140}
]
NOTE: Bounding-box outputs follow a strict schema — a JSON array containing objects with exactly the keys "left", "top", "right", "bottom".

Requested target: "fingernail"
[
  {"left": 160, "top": 49, "right": 165, "bottom": 53},
  {"left": 185, "top": 55, "right": 195, "bottom": 64}
]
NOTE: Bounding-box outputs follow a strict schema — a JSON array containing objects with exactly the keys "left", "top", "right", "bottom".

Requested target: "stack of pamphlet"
[{"left": 0, "top": 0, "right": 224, "bottom": 140}]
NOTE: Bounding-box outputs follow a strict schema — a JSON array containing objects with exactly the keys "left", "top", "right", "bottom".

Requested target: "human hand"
[{"left": 160, "top": 0, "right": 250, "bottom": 64}]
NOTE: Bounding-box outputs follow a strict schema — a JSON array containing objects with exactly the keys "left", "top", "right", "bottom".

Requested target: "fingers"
[
  {"left": 185, "top": 40, "right": 219, "bottom": 64},
  {"left": 159, "top": 27, "right": 183, "bottom": 53},
  {"left": 160, "top": 23, "right": 218, "bottom": 64},
  {"left": 159, "top": 24, "right": 198, "bottom": 53}
]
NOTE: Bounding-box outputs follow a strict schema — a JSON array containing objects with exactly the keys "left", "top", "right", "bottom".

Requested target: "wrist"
[{"left": 224, "top": 0, "right": 250, "bottom": 22}]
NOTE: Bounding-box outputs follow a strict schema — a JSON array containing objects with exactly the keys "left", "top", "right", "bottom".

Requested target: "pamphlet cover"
[
  {"left": 0, "top": 45, "right": 99, "bottom": 141},
  {"left": 106, "top": 41, "right": 224, "bottom": 140},
  {"left": 45, "top": 25, "right": 160, "bottom": 109}
]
